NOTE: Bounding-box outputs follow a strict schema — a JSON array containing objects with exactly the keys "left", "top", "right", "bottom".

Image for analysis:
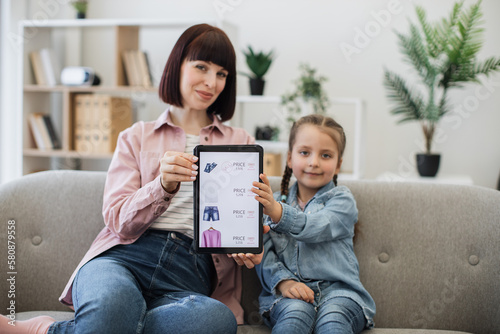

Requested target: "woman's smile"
[{"left": 196, "top": 90, "right": 214, "bottom": 100}]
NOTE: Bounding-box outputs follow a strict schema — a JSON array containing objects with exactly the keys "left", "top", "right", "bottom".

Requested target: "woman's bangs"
[{"left": 185, "top": 31, "right": 234, "bottom": 74}]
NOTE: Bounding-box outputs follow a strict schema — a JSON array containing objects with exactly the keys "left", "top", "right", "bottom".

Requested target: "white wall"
[
  {"left": 0, "top": 0, "right": 25, "bottom": 184},
  {"left": 3, "top": 0, "right": 500, "bottom": 188}
]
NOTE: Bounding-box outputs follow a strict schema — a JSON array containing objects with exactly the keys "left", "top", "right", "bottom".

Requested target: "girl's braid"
[{"left": 280, "top": 166, "right": 293, "bottom": 202}]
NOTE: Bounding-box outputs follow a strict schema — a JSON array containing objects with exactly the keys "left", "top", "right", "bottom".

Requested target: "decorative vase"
[
  {"left": 249, "top": 78, "right": 265, "bottom": 95},
  {"left": 416, "top": 153, "right": 440, "bottom": 177}
]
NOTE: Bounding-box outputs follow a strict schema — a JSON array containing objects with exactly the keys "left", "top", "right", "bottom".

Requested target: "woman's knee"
[
  {"left": 72, "top": 258, "right": 146, "bottom": 326},
  {"left": 144, "top": 295, "right": 237, "bottom": 334}
]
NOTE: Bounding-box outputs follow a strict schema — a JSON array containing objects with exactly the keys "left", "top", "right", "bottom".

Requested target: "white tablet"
[{"left": 193, "top": 145, "right": 263, "bottom": 254}]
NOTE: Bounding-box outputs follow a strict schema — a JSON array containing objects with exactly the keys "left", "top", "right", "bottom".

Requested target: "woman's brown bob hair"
[{"left": 159, "top": 24, "right": 237, "bottom": 122}]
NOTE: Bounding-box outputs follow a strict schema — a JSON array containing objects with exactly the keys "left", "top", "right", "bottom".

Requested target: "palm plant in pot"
[
  {"left": 383, "top": 0, "right": 500, "bottom": 177},
  {"left": 241, "top": 46, "right": 274, "bottom": 95}
]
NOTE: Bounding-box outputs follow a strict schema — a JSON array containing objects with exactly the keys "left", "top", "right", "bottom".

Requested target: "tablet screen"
[{"left": 194, "top": 145, "right": 263, "bottom": 254}]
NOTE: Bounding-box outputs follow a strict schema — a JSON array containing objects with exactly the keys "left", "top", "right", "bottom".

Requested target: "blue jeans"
[
  {"left": 267, "top": 296, "right": 365, "bottom": 334},
  {"left": 203, "top": 206, "right": 220, "bottom": 221},
  {"left": 48, "top": 230, "right": 237, "bottom": 334}
]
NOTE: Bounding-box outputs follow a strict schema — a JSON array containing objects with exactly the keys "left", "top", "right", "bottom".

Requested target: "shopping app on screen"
[{"left": 198, "top": 151, "right": 259, "bottom": 248}]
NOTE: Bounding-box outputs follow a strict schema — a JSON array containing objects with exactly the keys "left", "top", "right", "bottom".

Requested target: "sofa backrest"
[
  {"left": 0, "top": 170, "right": 107, "bottom": 312},
  {"left": 343, "top": 179, "right": 500, "bottom": 333},
  {"left": 1, "top": 171, "right": 499, "bottom": 334}
]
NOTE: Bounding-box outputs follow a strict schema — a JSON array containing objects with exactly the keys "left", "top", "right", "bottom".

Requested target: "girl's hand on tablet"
[{"left": 252, "top": 173, "right": 283, "bottom": 223}]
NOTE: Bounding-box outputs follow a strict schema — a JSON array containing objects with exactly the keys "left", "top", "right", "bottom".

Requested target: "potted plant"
[
  {"left": 281, "top": 63, "right": 329, "bottom": 123},
  {"left": 383, "top": 0, "right": 500, "bottom": 177},
  {"left": 71, "top": 0, "right": 88, "bottom": 19},
  {"left": 241, "top": 46, "right": 274, "bottom": 95}
]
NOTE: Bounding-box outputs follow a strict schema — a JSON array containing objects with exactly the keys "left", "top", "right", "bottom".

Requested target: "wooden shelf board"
[
  {"left": 24, "top": 148, "right": 113, "bottom": 159},
  {"left": 24, "top": 85, "right": 157, "bottom": 93}
]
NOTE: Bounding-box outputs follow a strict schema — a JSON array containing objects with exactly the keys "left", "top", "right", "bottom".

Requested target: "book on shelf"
[
  {"left": 29, "top": 51, "right": 47, "bottom": 86},
  {"left": 28, "top": 113, "right": 61, "bottom": 150},
  {"left": 136, "top": 51, "right": 153, "bottom": 87},
  {"left": 29, "top": 48, "right": 61, "bottom": 86},
  {"left": 41, "top": 114, "right": 62, "bottom": 149},
  {"left": 122, "top": 50, "right": 153, "bottom": 87},
  {"left": 73, "top": 94, "right": 132, "bottom": 154}
]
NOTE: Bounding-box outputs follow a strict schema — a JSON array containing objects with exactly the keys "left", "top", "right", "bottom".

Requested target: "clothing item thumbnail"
[
  {"left": 203, "top": 206, "right": 220, "bottom": 221},
  {"left": 201, "top": 228, "right": 221, "bottom": 247},
  {"left": 204, "top": 162, "right": 217, "bottom": 173}
]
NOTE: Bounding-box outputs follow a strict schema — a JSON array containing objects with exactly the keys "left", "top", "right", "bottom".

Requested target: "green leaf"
[
  {"left": 242, "top": 46, "right": 274, "bottom": 79},
  {"left": 383, "top": 70, "right": 425, "bottom": 123}
]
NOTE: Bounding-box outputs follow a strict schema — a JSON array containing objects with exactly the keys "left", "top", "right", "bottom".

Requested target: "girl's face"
[
  {"left": 179, "top": 59, "right": 228, "bottom": 111},
  {"left": 287, "top": 124, "right": 342, "bottom": 200}
]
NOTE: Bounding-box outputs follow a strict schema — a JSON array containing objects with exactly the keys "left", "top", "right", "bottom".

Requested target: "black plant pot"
[
  {"left": 416, "top": 153, "right": 441, "bottom": 177},
  {"left": 77, "top": 12, "right": 86, "bottom": 19},
  {"left": 249, "top": 78, "right": 265, "bottom": 95}
]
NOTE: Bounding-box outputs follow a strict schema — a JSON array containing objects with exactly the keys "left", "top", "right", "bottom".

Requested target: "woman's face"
[{"left": 179, "top": 59, "right": 228, "bottom": 111}]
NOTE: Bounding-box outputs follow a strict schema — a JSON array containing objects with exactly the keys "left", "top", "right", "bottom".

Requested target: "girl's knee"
[
  {"left": 271, "top": 298, "right": 316, "bottom": 323},
  {"left": 316, "top": 297, "right": 365, "bottom": 334}
]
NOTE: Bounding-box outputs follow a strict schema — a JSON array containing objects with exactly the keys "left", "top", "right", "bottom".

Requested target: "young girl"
[{"left": 252, "top": 114, "right": 375, "bottom": 333}]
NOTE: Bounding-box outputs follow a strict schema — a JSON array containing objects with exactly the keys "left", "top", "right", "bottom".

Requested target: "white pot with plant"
[{"left": 383, "top": 0, "right": 500, "bottom": 177}]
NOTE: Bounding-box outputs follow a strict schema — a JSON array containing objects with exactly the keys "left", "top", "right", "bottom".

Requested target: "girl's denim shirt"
[{"left": 255, "top": 181, "right": 375, "bottom": 328}]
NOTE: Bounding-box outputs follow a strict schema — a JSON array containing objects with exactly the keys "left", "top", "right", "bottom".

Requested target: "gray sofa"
[{"left": 1, "top": 170, "right": 499, "bottom": 334}]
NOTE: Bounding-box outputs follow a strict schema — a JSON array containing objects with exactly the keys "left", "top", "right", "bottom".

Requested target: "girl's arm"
[
  {"left": 253, "top": 176, "right": 357, "bottom": 243},
  {"left": 274, "top": 188, "right": 357, "bottom": 243},
  {"left": 255, "top": 233, "right": 298, "bottom": 296},
  {"left": 252, "top": 173, "right": 282, "bottom": 222}
]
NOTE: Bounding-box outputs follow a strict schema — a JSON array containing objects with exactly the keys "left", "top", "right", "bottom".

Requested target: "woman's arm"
[{"left": 102, "top": 127, "right": 189, "bottom": 240}]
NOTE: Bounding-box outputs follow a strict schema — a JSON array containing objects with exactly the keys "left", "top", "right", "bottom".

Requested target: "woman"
[{"left": 2, "top": 23, "right": 263, "bottom": 334}]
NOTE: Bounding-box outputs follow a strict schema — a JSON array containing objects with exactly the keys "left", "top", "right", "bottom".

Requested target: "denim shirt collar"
[{"left": 288, "top": 180, "right": 336, "bottom": 208}]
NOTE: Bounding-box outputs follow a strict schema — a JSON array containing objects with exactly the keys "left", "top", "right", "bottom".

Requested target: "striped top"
[{"left": 150, "top": 134, "right": 199, "bottom": 237}]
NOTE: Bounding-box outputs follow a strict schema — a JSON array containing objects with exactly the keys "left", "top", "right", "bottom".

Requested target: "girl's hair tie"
[{"left": 281, "top": 194, "right": 287, "bottom": 202}]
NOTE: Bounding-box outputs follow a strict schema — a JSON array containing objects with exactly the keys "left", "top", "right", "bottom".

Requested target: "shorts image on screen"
[{"left": 194, "top": 145, "right": 263, "bottom": 254}]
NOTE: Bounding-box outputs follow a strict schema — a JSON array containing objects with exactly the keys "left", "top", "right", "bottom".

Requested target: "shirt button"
[
  {"left": 218, "top": 282, "right": 222, "bottom": 287},
  {"left": 316, "top": 292, "right": 320, "bottom": 296},
  {"left": 164, "top": 197, "right": 170, "bottom": 201},
  {"left": 171, "top": 232, "right": 176, "bottom": 239},
  {"left": 215, "top": 258, "right": 220, "bottom": 263},
  {"left": 204, "top": 136, "right": 209, "bottom": 141}
]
